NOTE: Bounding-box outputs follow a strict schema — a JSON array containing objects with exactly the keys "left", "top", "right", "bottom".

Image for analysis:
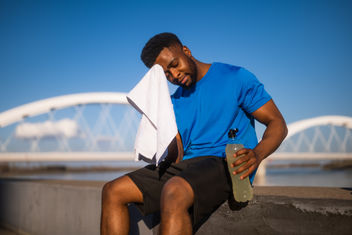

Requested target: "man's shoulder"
[
  {"left": 212, "top": 62, "right": 243, "bottom": 71},
  {"left": 213, "top": 62, "right": 253, "bottom": 77},
  {"left": 217, "top": 63, "right": 258, "bottom": 78}
]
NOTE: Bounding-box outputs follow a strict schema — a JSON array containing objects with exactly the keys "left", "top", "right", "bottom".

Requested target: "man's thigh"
[{"left": 177, "top": 157, "right": 232, "bottom": 230}]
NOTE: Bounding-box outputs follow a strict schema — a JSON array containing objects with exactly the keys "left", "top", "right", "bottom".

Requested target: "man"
[{"left": 101, "top": 32, "right": 287, "bottom": 235}]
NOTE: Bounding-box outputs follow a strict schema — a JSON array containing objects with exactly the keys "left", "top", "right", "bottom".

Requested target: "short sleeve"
[{"left": 237, "top": 68, "right": 272, "bottom": 113}]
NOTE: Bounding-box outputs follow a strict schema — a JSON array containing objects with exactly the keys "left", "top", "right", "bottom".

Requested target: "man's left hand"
[{"left": 231, "top": 148, "right": 261, "bottom": 180}]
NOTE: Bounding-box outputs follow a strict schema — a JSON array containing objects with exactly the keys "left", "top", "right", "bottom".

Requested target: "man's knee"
[
  {"left": 161, "top": 176, "right": 194, "bottom": 210},
  {"left": 102, "top": 176, "right": 142, "bottom": 205},
  {"left": 102, "top": 179, "right": 122, "bottom": 204}
]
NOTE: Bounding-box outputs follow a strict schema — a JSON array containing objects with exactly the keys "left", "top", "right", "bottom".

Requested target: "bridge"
[
  {"left": 273, "top": 115, "right": 352, "bottom": 160},
  {"left": 0, "top": 92, "right": 351, "bottom": 162}
]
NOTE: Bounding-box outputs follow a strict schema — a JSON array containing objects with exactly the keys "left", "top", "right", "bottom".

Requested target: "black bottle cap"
[{"left": 228, "top": 128, "right": 238, "bottom": 138}]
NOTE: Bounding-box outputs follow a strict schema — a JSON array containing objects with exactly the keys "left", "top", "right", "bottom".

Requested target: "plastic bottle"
[{"left": 225, "top": 128, "right": 253, "bottom": 202}]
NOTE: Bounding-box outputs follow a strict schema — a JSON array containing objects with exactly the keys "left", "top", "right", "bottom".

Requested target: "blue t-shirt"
[{"left": 171, "top": 63, "right": 271, "bottom": 182}]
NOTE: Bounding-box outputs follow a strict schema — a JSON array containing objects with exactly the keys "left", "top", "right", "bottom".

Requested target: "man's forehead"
[
  {"left": 154, "top": 47, "right": 174, "bottom": 69},
  {"left": 154, "top": 46, "right": 182, "bottom": 70}
]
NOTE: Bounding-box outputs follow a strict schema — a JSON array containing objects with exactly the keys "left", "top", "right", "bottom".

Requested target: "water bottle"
[{"left": 225, "top": 128, "right": 253, "bottom": 202}]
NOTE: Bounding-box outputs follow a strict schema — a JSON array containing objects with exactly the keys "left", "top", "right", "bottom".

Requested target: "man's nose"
[{"left": 170, "top": 68, "right": 181, "bottom": 79}]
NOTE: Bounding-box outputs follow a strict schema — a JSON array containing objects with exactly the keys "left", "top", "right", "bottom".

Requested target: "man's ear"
[{"left": 183, "top": 46, "right": 192, "bottom": 57}]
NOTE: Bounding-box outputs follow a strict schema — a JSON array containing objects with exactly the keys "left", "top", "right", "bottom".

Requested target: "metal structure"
[
  {"left": 0, "top": 93, "right": 351, "bottom": 162},
  {"left": 273, "top": 115, "right": 352, "bottom": 160},
  {"left": 0, "top": 92, "right": 128, "bottom": 128},
  {"left": 0, "top": 92, "right": 139, "bottom": 161}
]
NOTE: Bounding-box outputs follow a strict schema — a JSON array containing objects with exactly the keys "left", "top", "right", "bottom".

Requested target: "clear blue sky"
[{"left": 1, "top": 0, "right": 352, "bottom": 125}]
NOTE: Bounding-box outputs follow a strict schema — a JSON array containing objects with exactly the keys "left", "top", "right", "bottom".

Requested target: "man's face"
[{"left": 154, "top": 45, "right": 197, "bottom": 88}]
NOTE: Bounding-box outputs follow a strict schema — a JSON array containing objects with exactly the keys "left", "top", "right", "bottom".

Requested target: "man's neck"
[{"left": 194, "top": 60, "right": 212, "bottom": 82}]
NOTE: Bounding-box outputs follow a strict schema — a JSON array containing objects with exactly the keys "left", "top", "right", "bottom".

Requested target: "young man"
[{"left": 101, "top": 33, "right": 287, "bottom": 235}]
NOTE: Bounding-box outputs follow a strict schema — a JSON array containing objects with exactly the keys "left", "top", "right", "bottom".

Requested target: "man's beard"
[{"left": 182, "top": 57, "right": 198, "bottom": 89}]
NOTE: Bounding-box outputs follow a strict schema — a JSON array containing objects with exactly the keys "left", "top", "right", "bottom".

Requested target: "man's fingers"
[
  {"left": 231, "top": 154, "right": 249, "bottom": 167},
  {"left": 230, "top": 148, "right": 259, "bottom": 179},
  {"left": 233, "top": 158, "right": 256, "bottom": 175},
  {"left": 234, "top": 148, "right": 250, "bottom": 157},
  {"left": 234, "top": 161, "right": 252, "bottom": 173},
  {"left": 239, "top": 165, "right": 256, "bottom": 179},
  {"left": 232, "top": 148, "right": 255, "bottom": 167}
]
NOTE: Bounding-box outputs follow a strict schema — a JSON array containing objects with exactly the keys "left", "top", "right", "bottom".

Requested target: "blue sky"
[{"left": 1, "top": 0, "right": 352, "bottom": 126}]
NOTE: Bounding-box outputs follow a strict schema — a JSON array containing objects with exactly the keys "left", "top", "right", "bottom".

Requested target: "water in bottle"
[{"left": 225, "top": 128, "right": 253, "bottom": 202}]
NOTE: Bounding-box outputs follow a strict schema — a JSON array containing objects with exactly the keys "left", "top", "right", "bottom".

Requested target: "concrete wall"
[
  {"left": 0, "top": 179, "right": 156, "bottom": 235},
  {"left": 0, "top": 178, "right": 351, "bottom": 235},
  {"left": 0, "top": 179, "right": 103, "bottom": 235}
]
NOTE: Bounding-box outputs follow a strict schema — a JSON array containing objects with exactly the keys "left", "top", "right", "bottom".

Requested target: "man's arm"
[
  {"left": 166, "top": 132, "right": 184, "bottom": 163},
  {"left": 232, "top": 99, "right": 288, "bottom": 179}
]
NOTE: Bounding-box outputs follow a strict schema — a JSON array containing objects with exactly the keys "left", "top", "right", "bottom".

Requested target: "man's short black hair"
[{"left": 141, "top": 32, "right": 182, "bottom": 68}]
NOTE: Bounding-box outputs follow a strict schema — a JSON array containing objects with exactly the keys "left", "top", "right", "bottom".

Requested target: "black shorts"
[{"left": 126, "top": 156, "right": 233, "bottom": 230}]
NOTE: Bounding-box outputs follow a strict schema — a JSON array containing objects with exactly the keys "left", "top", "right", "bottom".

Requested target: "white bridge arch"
[
  {"left": 0, "top": 92, "right": 128, "bottom": 128},
  {"left": 273, "top": 115, "right": 352, "bottom": 160},
  {"left": 0, "top": 92, "right": 138, "bottom": 162},
  {"left": 286, "top": 116, "right": 352, "bottom": 139},
  {"left": 0, "top": 93, "right": 351, "bottom": 162}
]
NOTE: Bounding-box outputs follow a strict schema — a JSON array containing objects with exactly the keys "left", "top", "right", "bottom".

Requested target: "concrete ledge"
[
  {"left": 0, "top": 179, "right": 351, "bottom": 235},
  {"left": 198, "top": 187, "right": 352, "bottom": 234}
]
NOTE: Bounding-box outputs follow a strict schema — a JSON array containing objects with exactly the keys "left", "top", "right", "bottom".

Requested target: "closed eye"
[
  {"left": 171, "top": 61, "right": 178, "bottom": 67},
  {"left": 168, "top": 58, "right": 178, "bottom": 68}
]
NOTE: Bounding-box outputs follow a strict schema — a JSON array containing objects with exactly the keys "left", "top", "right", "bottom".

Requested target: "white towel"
[{"left": 127, "top": 64, "right": 178, "bottom": 165}]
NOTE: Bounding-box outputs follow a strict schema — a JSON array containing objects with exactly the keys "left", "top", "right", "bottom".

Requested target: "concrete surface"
[
  {"left": 197, "top": 187, "right": 352, "bottom": 235},
  {"left": 0, "top": 178, "right": 351, "bottom": 235},
  {"left": 0, "top": 226, "right": 18, "bottom": 235}
]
